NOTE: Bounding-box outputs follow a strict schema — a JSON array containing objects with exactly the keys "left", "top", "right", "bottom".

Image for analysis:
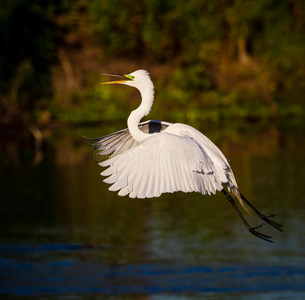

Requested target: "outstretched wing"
[
  {"left": 99, "top": 130, "right": 229, "bottom": 198},
  {"left": 86, "top": 120, "right": 171, "bottom": 157}
]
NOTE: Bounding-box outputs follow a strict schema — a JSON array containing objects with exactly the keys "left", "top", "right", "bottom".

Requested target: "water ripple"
[{"left": 0, "top": 243, "right": 305, "bottom": 296}]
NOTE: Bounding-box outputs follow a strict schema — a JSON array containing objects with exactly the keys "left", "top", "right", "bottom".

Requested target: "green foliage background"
[{"left": 1, "top": 0, "right": 304, "bottom": 125}]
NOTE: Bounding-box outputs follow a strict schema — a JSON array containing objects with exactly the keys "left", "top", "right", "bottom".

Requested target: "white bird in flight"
[{"left": 87, "top": 69, "right": 282, "bottom": 242}]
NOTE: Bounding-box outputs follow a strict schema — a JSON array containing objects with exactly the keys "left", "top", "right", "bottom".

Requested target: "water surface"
[{"left": 0, "top": 122, "right": 304, "bottom": 299}]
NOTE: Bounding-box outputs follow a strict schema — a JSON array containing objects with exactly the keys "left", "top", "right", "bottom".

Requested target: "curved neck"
[{"left": 127, "top": 85, "right": 154, "bottom": 142}]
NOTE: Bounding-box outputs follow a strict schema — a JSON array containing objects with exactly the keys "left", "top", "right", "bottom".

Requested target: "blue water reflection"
[{"left": 1, "top": 243, "right": 305, "bottom": 296}]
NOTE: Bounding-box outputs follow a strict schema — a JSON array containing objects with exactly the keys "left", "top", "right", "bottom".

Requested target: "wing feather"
[
  {"left": 163, "top": 158, "right": 171, "bottom": 193},
  {"left": 166, "top": 153, "right": 176, "bottom": 192},
  {"left": 180, "top": 158, "right": 192, "bottom": 192},
  {"left": 108, "top": 177, "right": 127, "bottom": 191},
  {"left": 137, "top": 164, "right": 151, "bottom": 198},
  {"left": 129, "top": 168, "right": 143, "bottom": 198},
  {"left": 118, "top": 185, "right": 132, "bottom": 197},
  {"left": 158, "top": 153, "right": 165, "bottom": 194},
  {"left": 100, "top": 165, "right": 116, "bottom": 176},
  {"left": 145, "top": 162, "right": 155, "bottom": 198},
  {"left": 153, "top": 155, "right": 161, "bottom": 197}
]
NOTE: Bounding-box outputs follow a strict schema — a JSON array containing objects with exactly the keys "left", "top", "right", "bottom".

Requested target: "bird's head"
[{"left": 101, "top": 69, "right": 153, "bottom": 91}]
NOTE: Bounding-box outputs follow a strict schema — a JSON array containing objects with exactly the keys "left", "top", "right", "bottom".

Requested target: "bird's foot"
[
  {"left": 260, "top": 214, "right": 283, "bottom": 232},
  {"left": 248, "top": 226, "right": 273, "bottom": 243}
]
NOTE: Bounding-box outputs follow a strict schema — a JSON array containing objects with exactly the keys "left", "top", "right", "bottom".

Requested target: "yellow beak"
[{"left": 101, "top": 73, "right": 130, "bottom": 85}]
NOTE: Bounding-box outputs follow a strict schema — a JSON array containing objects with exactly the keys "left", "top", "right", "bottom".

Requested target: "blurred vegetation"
[{"left": 0, "top": 0, "right": 304, "bottom": 126}]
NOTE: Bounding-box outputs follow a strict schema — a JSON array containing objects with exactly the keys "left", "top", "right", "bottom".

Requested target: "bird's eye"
[{"left": 125, "top": 75, "right": 135, "bottom": 81}]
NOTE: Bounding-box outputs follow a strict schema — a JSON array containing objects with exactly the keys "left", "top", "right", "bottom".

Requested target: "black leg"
[
  {"left": 238, "top": 191, "right": 283, "bottom": 231},
  {"left": 222, "top": 189, "right": 274, "bottom": 243}
]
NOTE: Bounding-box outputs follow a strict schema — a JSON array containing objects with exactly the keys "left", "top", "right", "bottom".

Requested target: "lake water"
[{"left": 0, "top": 121, "right": 305, "bottom": 299}]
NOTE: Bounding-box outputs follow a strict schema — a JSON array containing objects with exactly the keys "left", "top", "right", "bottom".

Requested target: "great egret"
[{"left": 87, "top": 69, "right": 282, "bottom": 242}]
